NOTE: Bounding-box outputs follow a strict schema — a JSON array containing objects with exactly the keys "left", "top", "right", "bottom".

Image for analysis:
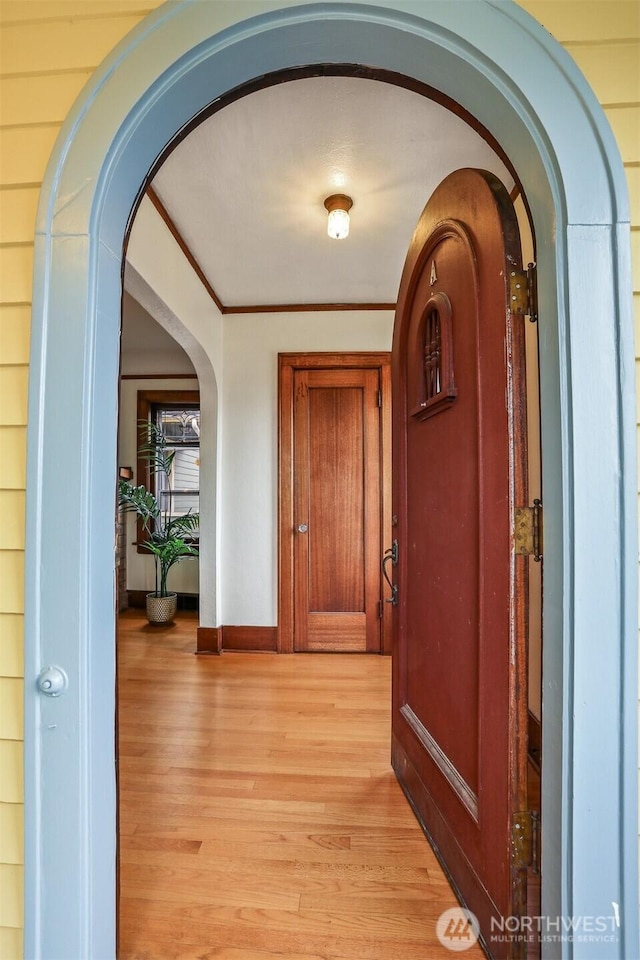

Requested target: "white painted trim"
[{"left": 25, "top": 2, "right": 637, "bottom": 958}]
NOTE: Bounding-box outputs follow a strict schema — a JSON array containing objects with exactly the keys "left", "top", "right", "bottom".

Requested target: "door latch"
[
  {"left": 37, "top": 666, "right": 68, "bottom": 698},
  {"left": 382, "top": 539, "right": 398, "bottom": 606}
]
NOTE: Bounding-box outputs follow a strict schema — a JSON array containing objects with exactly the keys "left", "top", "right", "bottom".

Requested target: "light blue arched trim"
[{"left": 25, "top": 3, "right": 637, "bottom": 959}]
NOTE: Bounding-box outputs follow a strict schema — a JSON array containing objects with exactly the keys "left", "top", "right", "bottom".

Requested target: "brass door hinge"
[
  {"left": 509, "top": 262, "right": 538, "bottom": 322},
  {"left": 514, "top": 499, "right": 542, "bottom": 562},
  {"left": 511, "top": 810, "right": 540, "bottom": 873}
]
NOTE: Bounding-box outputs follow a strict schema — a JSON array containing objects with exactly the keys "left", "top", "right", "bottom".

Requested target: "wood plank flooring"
[{"left": 117, "top": 611, "right": 484, "bottom": 960}]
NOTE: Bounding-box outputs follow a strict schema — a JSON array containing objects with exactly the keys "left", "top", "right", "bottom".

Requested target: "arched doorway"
[
  {"left": 123, "top": 264, "right": 219, "bottom": 627},
  {"left": 25, "top": 3, "right": 637, "bottom": 959}
]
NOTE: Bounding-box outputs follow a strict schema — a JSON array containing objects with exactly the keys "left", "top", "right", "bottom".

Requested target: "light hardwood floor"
[{"left": 118, "top": 610, "right": 485, "bottom": 960}]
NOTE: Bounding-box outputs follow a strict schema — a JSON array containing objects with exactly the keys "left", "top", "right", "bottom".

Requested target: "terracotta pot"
[{"left": 146, "top": 592, "right": 178, "bottom": 625}]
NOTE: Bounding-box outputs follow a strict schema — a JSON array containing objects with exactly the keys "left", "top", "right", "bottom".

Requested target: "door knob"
[
  {"left": 37, "top": 666, "right": 68, "bottom": 697},
  {"left": 297, "top": 523, "right": 308, "bottom": 533}
]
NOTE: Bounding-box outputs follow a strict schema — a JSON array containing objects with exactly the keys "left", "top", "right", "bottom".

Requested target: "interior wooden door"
[
  {"left": 391, "top": 169, "right": 531, "bottom": 958},
  {"left": 290, "top": 365, "right": 382, "bottom": 652}
]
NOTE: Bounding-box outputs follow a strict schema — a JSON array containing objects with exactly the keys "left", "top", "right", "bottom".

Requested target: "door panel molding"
[
  {"left": 278, "top": 352, "right": 391, "bottom": 654},
  {"left": 400, "top": 704, "right": 479, "bottom": 821}
]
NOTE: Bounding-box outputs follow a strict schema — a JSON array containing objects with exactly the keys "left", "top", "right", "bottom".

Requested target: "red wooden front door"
[{"left": 391, "top": 169, "right": 530, "bottom": 958}]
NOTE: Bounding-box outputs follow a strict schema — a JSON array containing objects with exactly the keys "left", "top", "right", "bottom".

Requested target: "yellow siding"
[
  {"left": 0, "top": 126, "right": 62, "bottom": 185},
  {"left": 0, "top": 741, "right": 23, "bottom": 804},
  {"left": 0, "top": 367, "right": 28, "bottom": 425},
  {"left": 0, "top": 15, "right": 155, "bottom": 74},
  {"left": 568, "top": 42, "right": 640, "bottom": 104},
  {"left": 0, "top": 190, "right": 39, "bottom": 246},
  {"left": 0, "top": 430, "right": 26, "bottom": 490},
  {"left": 1, "top": 73, "right": 93, "bottom": 127},
  {"left": 0, "top": 679, "right": 22, "bottom": 742},
  {"left": 0, "top": 866, "right": 23, "bottom": 930},
  {"left": 628, "top": 166, "right": 640, "bottom": 219},
  {"left": 0, "top": 804, "right": 22, "bottom": 865},
  {"left": 521, "top": 0, "right": 640, "bottom": 41},
  {"left": 0, "top": 2, "right": 164, "bottom": 951},
  {"left": 0, "top": 493, "right": 24, "bottom": 551},
  {"left": 0, "top": 930, "right": 21, "bottom": 960},
  {"left": 517, "top": 0, "right": 640, "bottom": 881},
  {"left": 0, "top": 308, "right": 30, "bottom": 365},
  {"left": 0, "top": 0, "right": 638, "bottom": 955},
  {"left": 606, "top": 107, "right": 640, "bottom": 164},
  {"left": 0, "top": 615, "right": 23, "bottom": 678},
  {"left": 0, "top": 248, "right": 33, "bottom": 305},
  {"left": 0, "top": 552, "right": 23, "bottom": 615},
  {"left": 0, "top": 1, "right": 154, "bottom": 19}
]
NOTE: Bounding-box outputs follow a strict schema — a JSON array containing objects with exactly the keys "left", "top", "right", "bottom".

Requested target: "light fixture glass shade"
[
  {"left": 324, "top": 194, "right": 353, "bottom": 240},
  {"left": 327, "top": 207, "right": 350, "bottom": 240}
]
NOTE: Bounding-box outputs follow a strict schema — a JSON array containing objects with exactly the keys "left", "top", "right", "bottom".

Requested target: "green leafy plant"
[{"left": 118, "top": 420, "right": 199, "bottom": 598}]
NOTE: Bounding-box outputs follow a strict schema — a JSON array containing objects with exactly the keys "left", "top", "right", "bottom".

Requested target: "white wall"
[
  {"left": 221, "top": 311, "right": 393, "bottom": 625},
  {"left": 118, "top": 377, "right": 200, "bottom": 596},
  {"left": 126, "top": 198, "right": 393, "bottom": 626},
  {"left": 120, "top": 290, "right": 197, "bottom": 377},
  {"left": 126, "top": 198, "right": 223, "bottom": 626},
  {"left": 120, "top": 253, "right": 542, "bottom": 652}
]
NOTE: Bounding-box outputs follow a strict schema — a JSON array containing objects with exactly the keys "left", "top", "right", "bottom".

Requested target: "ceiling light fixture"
[{"left": 324, "top": 193, "right": 353, "bottom": 240}]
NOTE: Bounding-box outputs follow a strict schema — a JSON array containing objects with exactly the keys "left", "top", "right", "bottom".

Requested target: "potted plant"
[{"left": 118, "top": 421, "right": 199, "bottom": 624}]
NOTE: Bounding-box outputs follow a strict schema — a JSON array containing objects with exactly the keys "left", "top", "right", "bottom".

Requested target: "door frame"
[
  {"left": 278, "top": 352, "right": 392, "bottom": 654},
  {"left": 25, "top": 2, "right": 637, "bottom": 959}
]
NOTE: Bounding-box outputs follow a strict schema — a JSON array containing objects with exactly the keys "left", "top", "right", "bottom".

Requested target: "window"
[
  {"left": 424, "top": 307, "right": 442, "bottom": 401},
  {"left": 153, "top": 406, "right": 200, "bottom": 526},
  {"left": 410, "top": 293, "right": 457, "bottom": 421},
  {"left": 136, "top": 391, "right": 200, "bottom": 550}
]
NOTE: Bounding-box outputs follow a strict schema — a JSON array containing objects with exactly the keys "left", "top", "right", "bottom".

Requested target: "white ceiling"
[{"left": 150, "top": 75, "right": 515, "bottom": 310}]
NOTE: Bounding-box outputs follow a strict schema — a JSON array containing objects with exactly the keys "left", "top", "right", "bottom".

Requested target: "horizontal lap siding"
[
  {"left": 0, "top": 0, "right": 638, "bottom": 955},
  {"left": 0, "top": 3, "right": 163, "bottom": 954},
  {"left": 520, "top": 0, "right": 640, "bottom": 904}
]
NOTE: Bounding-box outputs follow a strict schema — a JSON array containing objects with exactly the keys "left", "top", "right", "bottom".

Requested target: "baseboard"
[
  {"left": 196, "top": 625, "right": 277, "bottom": 653},
  {"left": 222, "top": 626, "right": 277, "bottom": 652},
  {"left": 127, "top": 590, "right": 147, "bottom": 609},
  {"left": 196, "top": 626, "right": 221, "bottom": 655}
]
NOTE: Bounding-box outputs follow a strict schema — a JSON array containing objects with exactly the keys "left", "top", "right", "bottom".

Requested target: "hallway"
[{"left": 118, "top": 610, "right": 484, "bottom": 959}]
